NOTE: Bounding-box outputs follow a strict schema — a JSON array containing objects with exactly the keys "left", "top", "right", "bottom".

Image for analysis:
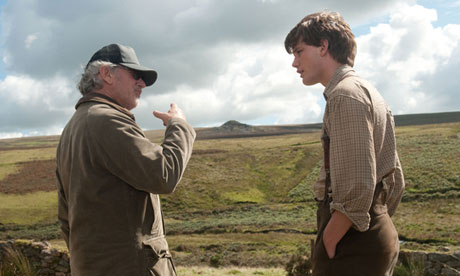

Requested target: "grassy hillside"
[{"left": 0, "top": 120, "right": 459, "bottom": 268}]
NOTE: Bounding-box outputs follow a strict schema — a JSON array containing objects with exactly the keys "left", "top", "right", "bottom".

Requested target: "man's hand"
[
  {"left": 153, "top": 103, "right": 186, "bottom": 126},
  {"left": 322, "top": 210, "right": 353, "bottom": 259}
]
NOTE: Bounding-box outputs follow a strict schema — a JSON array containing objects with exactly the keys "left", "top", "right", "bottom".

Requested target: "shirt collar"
[
  {"left": 75, "top": 92, "right": 135, "bottom": 120},
  {"left": 323, "top": 64, "right": 355, "bottom": 101}
]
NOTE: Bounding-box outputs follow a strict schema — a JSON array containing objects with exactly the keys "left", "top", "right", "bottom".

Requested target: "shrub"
[
  {"left": 284, "top": 243, "right": 312, "bottom": 276},
  {"left": 0, "top": 245, "right": 37, "bottom": 276},
  {"left": 209, "top": 254, "right": 223, "bottom": 268}
]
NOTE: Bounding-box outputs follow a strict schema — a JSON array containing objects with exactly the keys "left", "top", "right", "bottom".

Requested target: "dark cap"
[{"left": 86, "top": 43, "right": 158, "bottom": 86}]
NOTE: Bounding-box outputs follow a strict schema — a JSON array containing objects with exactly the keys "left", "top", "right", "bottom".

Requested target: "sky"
[{"left": 0, "top": 0, "right": 459, "bottom": 138}]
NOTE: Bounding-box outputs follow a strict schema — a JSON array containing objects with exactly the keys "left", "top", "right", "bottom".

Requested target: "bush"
[
  {"left": 285, "top": 244, "right": 312, "bottom": 276},
  {"left": 209, "top": 254, "right": 223, "bottom": 268}
]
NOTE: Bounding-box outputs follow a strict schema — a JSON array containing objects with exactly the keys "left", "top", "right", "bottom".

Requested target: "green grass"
[
  {"left": 288, "top": 162, "right": 321, "bottom": 203},
  {"left": 0, "top": 148, "right": 56, "bottom": 164},
  {"left": 222, "top": 188, "right": 266, "bottom": 204},
  {"left": 396, "top": 124, "right": 460, "bottom": 201},
  {"left": 167, "top": 233, "right": 315, "bottom": 267},
  {"left": 0, "top": 191, "right": 60, "bottom": 240},
  {"left": 0, "top": 191, "right": 57, "bottom": 225},
  {"left": 175, "top": 266, "right": 285, "bottom": 276},
  {"left": 161, "top": 133, "right": 322, "bottom": 210},
  {"left": 394, "top": 199, "right": 460, "bottom": 246},
  {"left": 164, "top": 203, "right": 317, "bottom": 235},
  {"left": 0, "top": 135, "right": 59, "bottom": 149}
]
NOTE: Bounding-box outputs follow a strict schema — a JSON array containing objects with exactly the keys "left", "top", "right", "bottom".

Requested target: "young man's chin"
[{"left": 302, "top": 79, "right": 316, "bottom": 86}]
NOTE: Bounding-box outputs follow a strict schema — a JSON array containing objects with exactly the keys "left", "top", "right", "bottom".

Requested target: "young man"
[
  {"left": 56, "top": 44, "right": 196, "bottom": 276},
  {"left": 285, "top": 12, "right": 405, "bottom": 275}
]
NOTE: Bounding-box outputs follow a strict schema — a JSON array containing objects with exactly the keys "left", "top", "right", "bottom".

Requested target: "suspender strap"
[{"left": 321, "top": 130, "right": 331, "bottom": 200}]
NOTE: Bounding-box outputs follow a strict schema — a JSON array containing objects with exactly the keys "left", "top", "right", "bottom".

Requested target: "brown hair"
[{"left": 284, "top": 11, "right": 357, "bottom": 66}]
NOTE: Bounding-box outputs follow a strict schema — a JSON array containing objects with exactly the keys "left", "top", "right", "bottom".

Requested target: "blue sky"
[
  {"left": 0, "top": 0, "right": 459, "bottom": 138},
  {"left": 0, "top": 0, "right": 5, "bottom": 80}
]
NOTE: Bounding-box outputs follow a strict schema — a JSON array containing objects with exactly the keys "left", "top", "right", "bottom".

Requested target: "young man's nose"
[{"left": 292, "top": 57, "right": 299, "bottom": 68}]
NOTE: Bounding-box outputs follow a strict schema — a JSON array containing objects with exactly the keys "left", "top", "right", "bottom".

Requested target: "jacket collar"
[
  {"left": 75, "top": 92, "right": 135, "bottom": 120},
  {"left": 323, "top": 64, "right": 355, "bottom": 101}
]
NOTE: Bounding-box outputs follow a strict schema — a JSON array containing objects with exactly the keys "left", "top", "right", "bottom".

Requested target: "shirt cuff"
[{"left": 329, "top": 202, "right": 371, "bottom": 232}]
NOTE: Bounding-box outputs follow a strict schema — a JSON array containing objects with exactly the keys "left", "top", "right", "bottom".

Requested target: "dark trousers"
[{"left": 312, "top": 187, "right": 399, "bottom": 276}]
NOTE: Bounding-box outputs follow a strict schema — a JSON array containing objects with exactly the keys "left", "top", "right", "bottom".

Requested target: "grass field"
[
  {"left": 1, "top": 122, "right": 459, "bottom": 271},
  {"left": 175, "top": 266, "right": 285, "bottom": 276}
]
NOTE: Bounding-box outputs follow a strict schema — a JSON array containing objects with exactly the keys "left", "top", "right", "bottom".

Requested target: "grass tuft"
[
  {"left": 0, "top": 245, "right": 37, "bottom": 276},
  {"left": 393, "top": 254, "right": 427, "bottom": 276}
]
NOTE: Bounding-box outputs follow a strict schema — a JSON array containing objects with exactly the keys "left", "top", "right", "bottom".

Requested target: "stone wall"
[
  {"left": 0, "top": 240, "right": 70, "bottom": 276},
  {"left": 398, "top": 250, "right": 460, "bottom": 276},
  {"left": 0, "top": 239, "right": 459, "bottom": 275}
]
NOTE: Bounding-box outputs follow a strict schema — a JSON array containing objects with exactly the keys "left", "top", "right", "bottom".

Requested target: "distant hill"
[
  {"left": 393, "top": 111, "right": 460, "bottom": 126},
  {"left": 195, "top": 120, "right": 322, "bottom": 140},
  {"left": 190, "top": 111, "right": 460, "bottom": 140},
  {"left": 1, "top": 111, "right": 458, "bottom": 144}
]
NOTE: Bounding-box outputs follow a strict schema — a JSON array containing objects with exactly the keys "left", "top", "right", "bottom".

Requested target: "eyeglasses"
[{"left": 117, "top": 66, "right": 142, "bottom": 81}]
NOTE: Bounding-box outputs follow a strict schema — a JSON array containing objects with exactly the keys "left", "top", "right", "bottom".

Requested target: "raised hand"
[{"left": 153, "top": 103, "right": 186, "bottom": 126}]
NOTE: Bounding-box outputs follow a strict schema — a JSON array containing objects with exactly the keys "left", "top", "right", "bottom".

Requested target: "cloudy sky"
[{"left": 0, "top": 0, "right": 459, "bottom": 138}]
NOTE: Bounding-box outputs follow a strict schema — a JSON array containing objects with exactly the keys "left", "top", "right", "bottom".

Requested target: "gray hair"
[{"left": 77, "top": 61, "right": 117, "bottom": 95}]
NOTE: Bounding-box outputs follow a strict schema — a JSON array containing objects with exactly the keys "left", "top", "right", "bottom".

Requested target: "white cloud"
[
  {"left": 450, "top": 1, "right": 460, "bottom": 8},
  {"left": 0, "top": 0, "right": 458, "bottom": 138},
  {"left": 355, "top": 3, "right": 460, "bottom": 114},
  {"left": 0, "top": 74, "right": 79, "bottom": 134},
  {"left": 24, "top": 33, "right": 39, "bottom": 49},
  {"left": 135, "top": 42, "right": 324, "bottom": 130},
  {"left": 0, "top": 132, "right": 24, "bottom": 139}
]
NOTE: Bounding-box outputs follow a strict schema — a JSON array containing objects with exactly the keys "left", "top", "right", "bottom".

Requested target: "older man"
[{"left": 56, "top": 44, "right": 195, "bottom": 276}]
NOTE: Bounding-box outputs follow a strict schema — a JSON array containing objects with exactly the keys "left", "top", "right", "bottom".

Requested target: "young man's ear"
[
  {"left": 99, "top": 65, "right": 115, "bottom": 85},
  {"left": 319, "top": 39, "right": 329, "bottom": 57}
]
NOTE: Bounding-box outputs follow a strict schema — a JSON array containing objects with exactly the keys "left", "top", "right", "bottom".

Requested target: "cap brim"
[{"left": 120, "top": 62, "right": 158, "bottom": 86}]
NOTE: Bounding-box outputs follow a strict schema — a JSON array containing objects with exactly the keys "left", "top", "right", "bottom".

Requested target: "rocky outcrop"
[{"left": 218, "top": 120, "right": 254, "bottom": 132}]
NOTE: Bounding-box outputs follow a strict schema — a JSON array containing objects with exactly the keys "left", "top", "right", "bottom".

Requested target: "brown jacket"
[{"left": 56, "top": 93, "right": 195, "bottom": 276}]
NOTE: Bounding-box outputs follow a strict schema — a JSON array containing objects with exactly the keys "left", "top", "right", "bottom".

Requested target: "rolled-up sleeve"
[{"left": 327, "top": 95, "right": 376, "bottom": 232}]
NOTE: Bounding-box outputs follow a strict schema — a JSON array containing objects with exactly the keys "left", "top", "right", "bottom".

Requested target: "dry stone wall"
[
  {"left": 399, "top": 250, "right": 460, "bottom": 276},
  {"left": 0, "top": 240, "right": 70, "bottom": 276}
]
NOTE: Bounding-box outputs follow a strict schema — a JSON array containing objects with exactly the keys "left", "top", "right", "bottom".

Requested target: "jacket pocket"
[
  {"left": 142, "top": 235, "right": 172, "bottom": 259},
  {"left": 143, "top": 236, "right": 177, "bottom": 276}
]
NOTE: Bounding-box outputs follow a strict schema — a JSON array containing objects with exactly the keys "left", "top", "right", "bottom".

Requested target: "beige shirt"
[{"left": 314, "top": 65, "right": 405, "bottom": 232}]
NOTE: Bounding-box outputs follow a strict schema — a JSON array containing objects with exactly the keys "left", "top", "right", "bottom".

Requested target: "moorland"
[{"left": 0, "top": 111, "right": 459, "bottom": 273}]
